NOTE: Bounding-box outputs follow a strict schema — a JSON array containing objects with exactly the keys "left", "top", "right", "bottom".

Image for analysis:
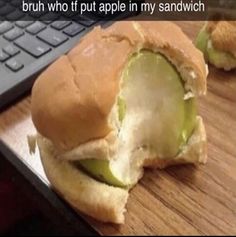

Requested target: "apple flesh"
[
  {"left": 78, "top": 51, "right": 197, "bottom": 187},
  {"left": 121, "top": 50, "right": 196, "bottom": 158}
]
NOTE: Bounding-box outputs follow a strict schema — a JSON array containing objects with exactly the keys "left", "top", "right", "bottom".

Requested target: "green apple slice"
[
  {"left": 78, "top": 159, "right": 127, "bottom": 188},
  {"left": 78, "top": 50, "right": 197, "bottom": 187},
  {"left": 195, "top": 24, "right": 210, "bottom": 57}
]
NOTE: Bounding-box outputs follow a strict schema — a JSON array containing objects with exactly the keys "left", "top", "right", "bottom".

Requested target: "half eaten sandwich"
[
  {"left": 31, "top": 21, "right": 208, "bottom": 224},
  {"left": 196, "top": 20, "right": 236, "bottom": 70}
]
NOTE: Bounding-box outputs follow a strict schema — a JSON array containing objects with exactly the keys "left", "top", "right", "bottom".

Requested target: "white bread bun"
[
  {"left": 31, "top": 21, "right": 208, "bottom": 224},
  {"left": 37, "top": 135, "right": 128, "bottom": 224},
  {"left": 31, "top": 21, "right": 207, "bottom": 151}
]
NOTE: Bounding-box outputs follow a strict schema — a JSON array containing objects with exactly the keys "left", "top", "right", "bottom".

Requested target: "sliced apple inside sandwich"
[{"left": 76, "top": 50, "right": 197, "bottom": 188}]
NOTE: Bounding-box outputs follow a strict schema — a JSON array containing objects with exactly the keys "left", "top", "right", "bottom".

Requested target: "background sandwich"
[{"left": 196, "top": 20, "right": 236, "bottom": 71}]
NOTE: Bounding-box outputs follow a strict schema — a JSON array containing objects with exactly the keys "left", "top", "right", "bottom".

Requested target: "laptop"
[{"left": 0, "top": 0, "right": 133, "bottom": 109}]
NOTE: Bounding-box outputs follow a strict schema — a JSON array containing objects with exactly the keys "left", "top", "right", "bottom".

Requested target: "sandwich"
[
  {"left": 31, "top": 21, "right": 208, "bottom": 224},
  {"left": 196, "top": 20, "right": 236, "bottom": 70}
]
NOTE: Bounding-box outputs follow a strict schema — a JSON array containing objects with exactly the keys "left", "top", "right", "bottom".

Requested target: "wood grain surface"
[{"left": 0, "top": 21, "right": 236, "bottom": 235}]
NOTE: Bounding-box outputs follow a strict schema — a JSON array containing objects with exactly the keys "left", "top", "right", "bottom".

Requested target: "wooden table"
[{"left": 0, "top": 22, "right": 236, "bottom": 235}]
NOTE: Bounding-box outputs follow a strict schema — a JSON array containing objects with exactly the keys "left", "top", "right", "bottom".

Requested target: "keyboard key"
[
  {"left": 26, "top": 21, "right": 46, "bottom": 35},
  {"left": 16, "top": 19, "right": 34, "bottom": 28},
  {"left": 15, "top": 34, "right": 51, "bottom": 57},
  {"left": 77, "top": 15, "right": 97, "bottom": 27},
  {"left": 5, "top": 58, "right": 24, "bottom": 72},
  {"left": 3, "top": 44, "right": 20, "bottom": 56},
  {"left": 0, "top": 21, "right": 14, "bottom": 34},
  {"left": 4, "top": 27, "right": 24, "bottom": 41},
  {"left": 6, "top": 9, "right": 24, "bottom": 21},
  {"left": 0, "top": 50, "right": 10, "bottom": 62},
  {"left": 42, "top": 21, "right": 52, "bottom": 24},
  {"left": 51, "top": 21, "right": 71, "bottom": 30},
  {"left": 37, "top": 28, "right": 68, "bottom": 47},
  {"left": 0, "top": 5, "right": 15, "bottom": 16},
  {"left": 63, "top": 23, "right": 85, "bottom": 37}
]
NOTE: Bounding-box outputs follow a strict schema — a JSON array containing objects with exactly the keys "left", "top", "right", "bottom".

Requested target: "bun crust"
[
  {"left": 37, "top": 135, "right": 129, "bottom": 224},
  {"left": 31, "top": 21, "right": 207, "bottom": 151}
]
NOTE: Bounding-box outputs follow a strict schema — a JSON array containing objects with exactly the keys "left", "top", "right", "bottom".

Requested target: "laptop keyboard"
[
  {"left": 0, "top": 0, "right": 105, "bottom": 73},
  {"left": 0, "top": 19, "right": 86, "bottom": 72},
  {"left": 0, "top": 0, "right": 130, "bottom": 109}
]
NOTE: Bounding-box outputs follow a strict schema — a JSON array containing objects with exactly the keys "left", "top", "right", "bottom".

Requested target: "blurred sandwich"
[{"left": 196, "top": 20, "right": 236, "bottom": 70}]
